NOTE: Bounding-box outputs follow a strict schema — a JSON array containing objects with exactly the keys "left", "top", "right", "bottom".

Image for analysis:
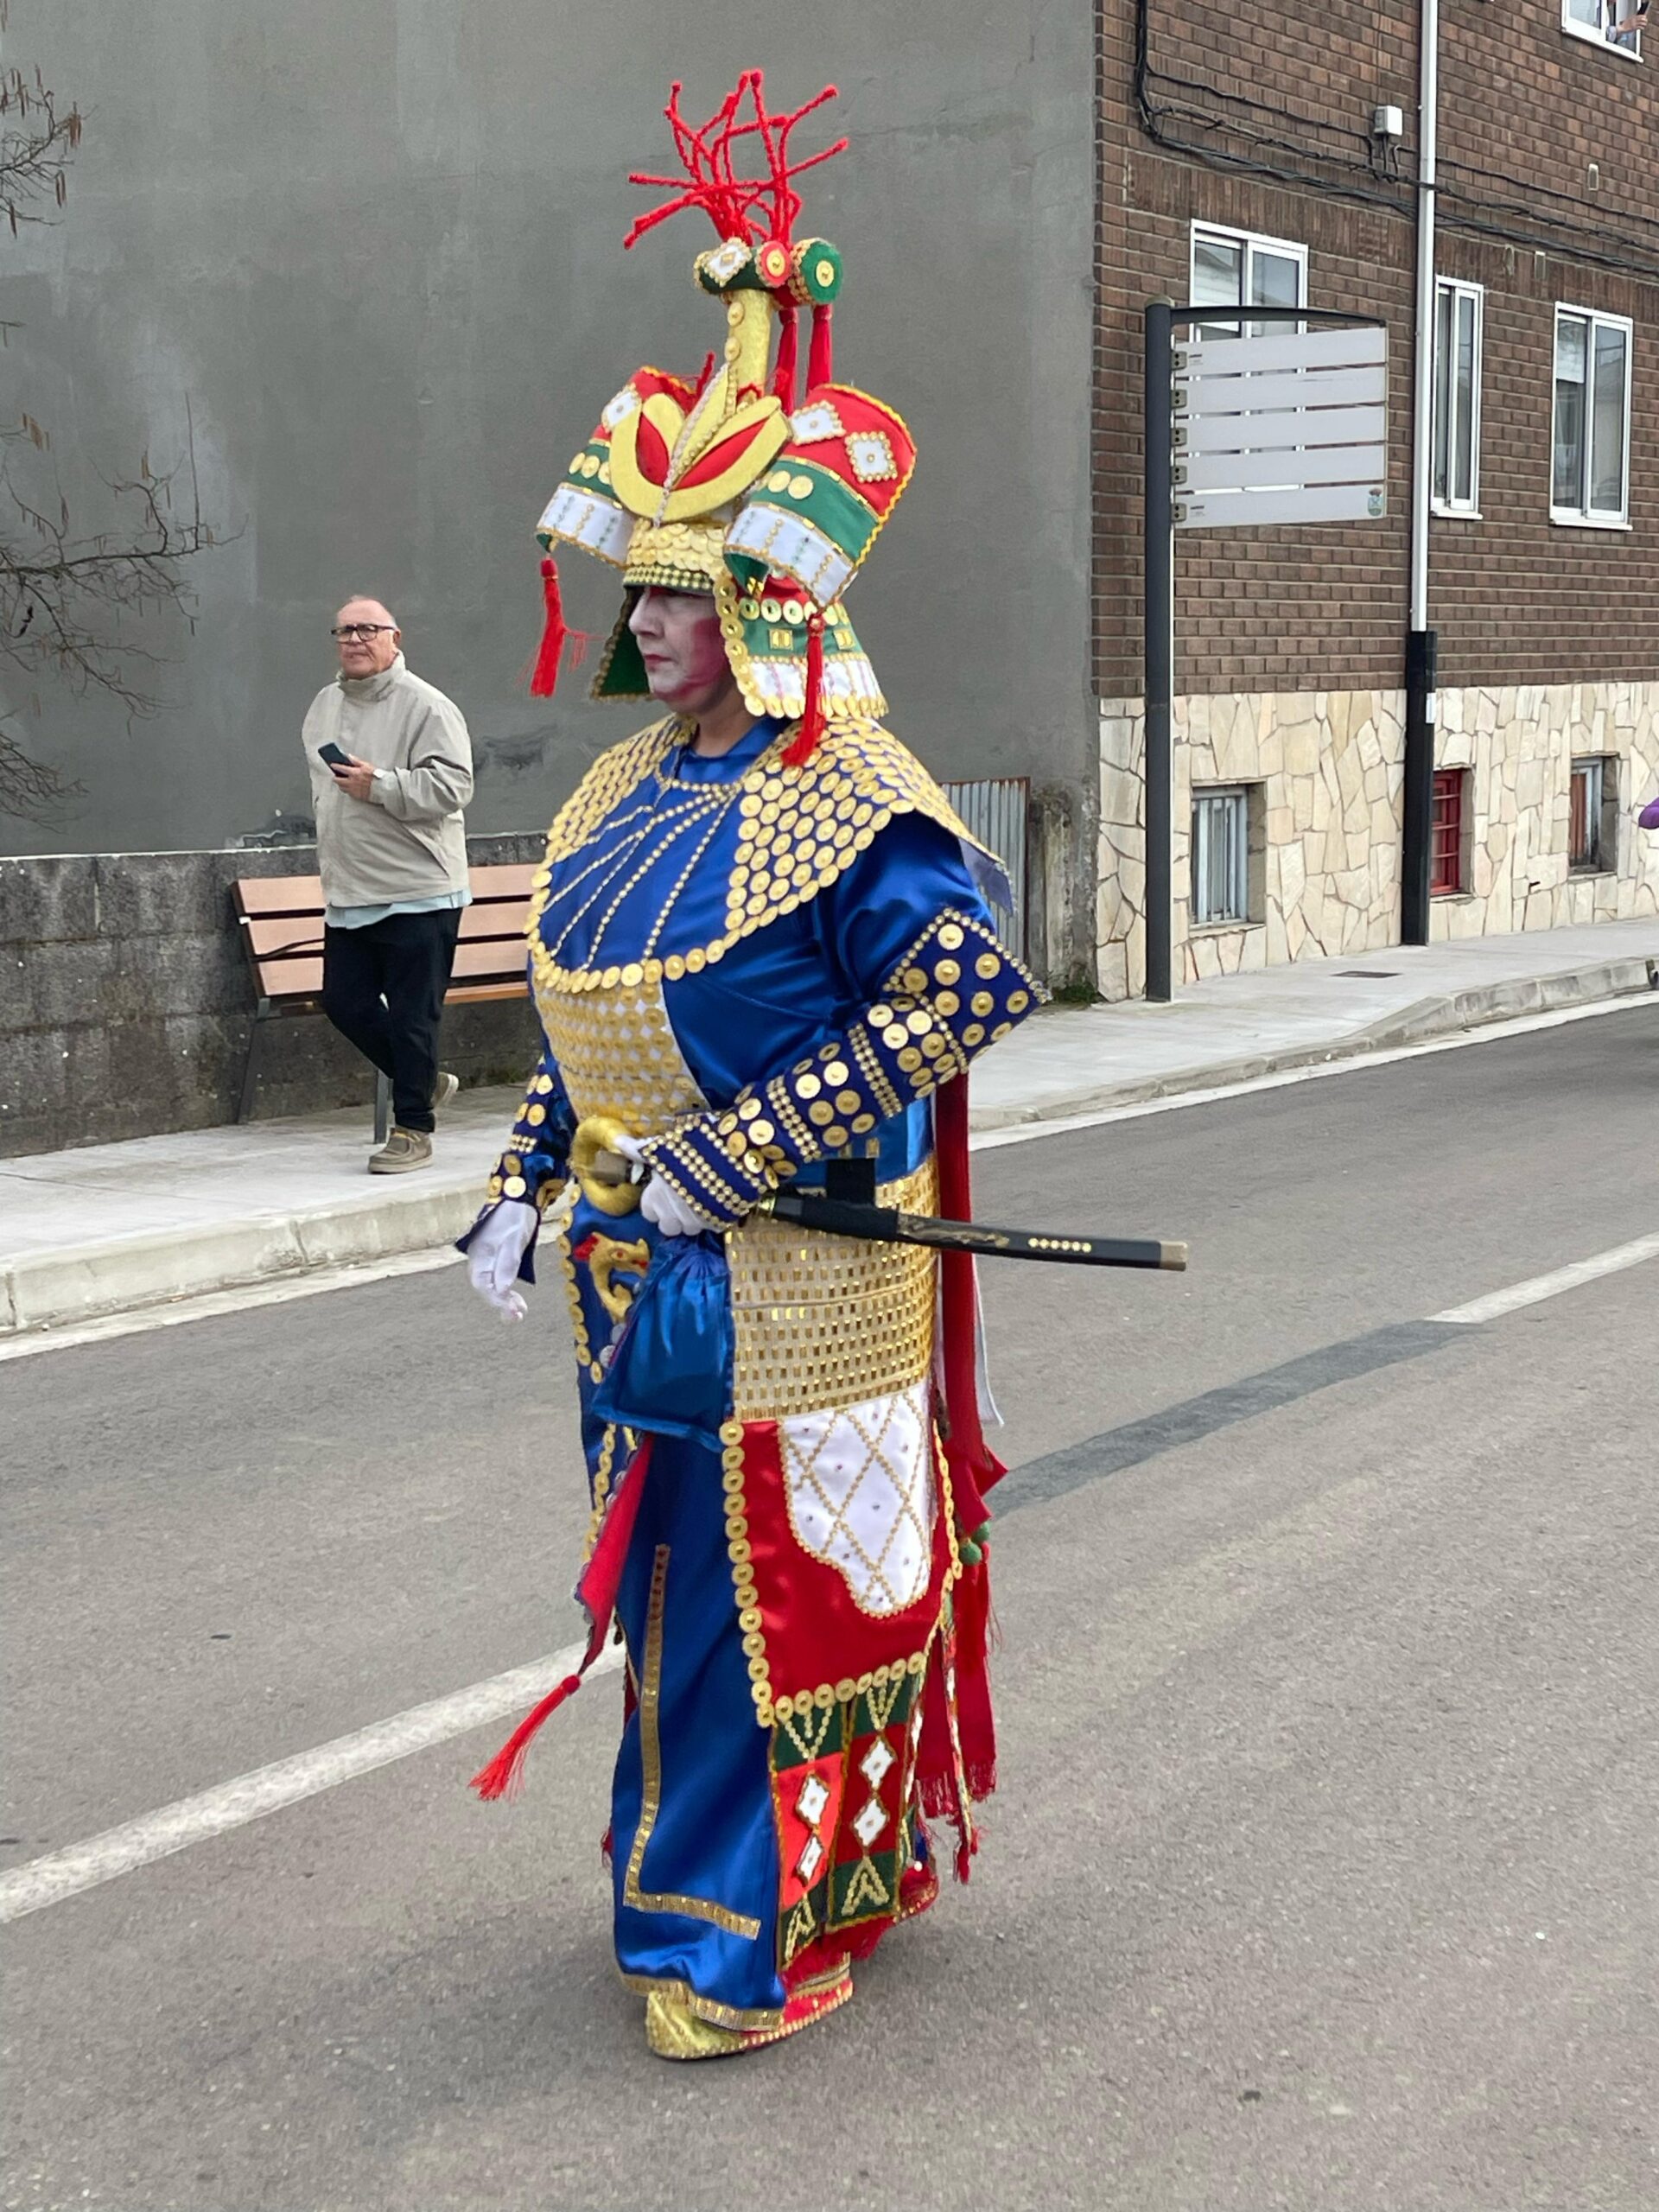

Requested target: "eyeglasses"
[{"left": 330, "top": 623, "right": 395, "bottom": 641}]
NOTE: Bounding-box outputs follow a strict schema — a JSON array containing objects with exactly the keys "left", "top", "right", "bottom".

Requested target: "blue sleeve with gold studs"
[
  {"left": 483, "top": 1047, "right": 577, "bottom": 1211},
  {"left": 639, "top": 887, "right": 1042, "bottom": 1229}
]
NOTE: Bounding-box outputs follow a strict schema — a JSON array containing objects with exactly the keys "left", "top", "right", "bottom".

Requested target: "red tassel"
[
  {"left": 772, "top": 306, "right": 799, "bottom": 410},
  {"left": 530, "top": 556, "right": 567, "bottom": 699},
  {"left": 781, "top": 609, "right": 824, "bottom": 767},
  {"left": 953, "top": 1550, "right": 998, "bottom": 1802},
  {"left": 469, "top": 1674, "right": 582, "bottom": 1800},
  {"left": 807, "top": 302, "right": 834, "bottom": 388},
  {"left": 469, "top": 1439, "right": 653, "bottom": 1801}
]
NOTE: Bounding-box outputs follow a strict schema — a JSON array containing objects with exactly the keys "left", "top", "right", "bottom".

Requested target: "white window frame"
[
  {"left": 1560, "top": 0, "right": 1642, "bottom": 61},
  {"left": 1551, "top": 304, "right": 1633, "bottom": 528},
  {"left": 1431, "top": 277, "right": 1484, "bottom": 516},
  {"left": 1188, "top": 222, "right": 1308, "bottom": 339},
  {"left": 1568, "top": 754, "right": 1618, "bottom": 873},
  {"left": 1190, "top": 785, "right": 1251, "bottom": 925}
]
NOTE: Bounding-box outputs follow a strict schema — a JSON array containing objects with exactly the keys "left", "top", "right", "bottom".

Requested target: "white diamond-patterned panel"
[{"left": 779, "top": 1380, "right": 935, "bottom": 1616}]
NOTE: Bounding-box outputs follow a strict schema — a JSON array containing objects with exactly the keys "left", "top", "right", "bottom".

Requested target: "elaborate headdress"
[{"left": 531, "top": 73, "right": 914, "bottom": 764}]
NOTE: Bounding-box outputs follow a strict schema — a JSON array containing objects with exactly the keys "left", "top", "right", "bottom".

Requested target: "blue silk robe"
[{"left": 475, "top": 712, "right": 1040, "bottom": 2041}]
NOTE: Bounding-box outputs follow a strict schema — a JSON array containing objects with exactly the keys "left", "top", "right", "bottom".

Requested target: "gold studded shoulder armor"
[
  {"left": 718, "top": 719, "right": 995, "bottom": 948},
  {"left": 529, "top": 714, "right": 1006, "bottom": 989}
]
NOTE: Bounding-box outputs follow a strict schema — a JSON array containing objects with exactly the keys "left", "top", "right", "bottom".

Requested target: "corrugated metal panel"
[{"left": 942, "top": 777, "right": 1029, "bottom": 957}]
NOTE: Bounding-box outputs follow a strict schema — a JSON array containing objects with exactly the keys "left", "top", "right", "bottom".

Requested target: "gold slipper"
[{"left": 643, "top": 1989, "right": 747, "bottom": 2062}]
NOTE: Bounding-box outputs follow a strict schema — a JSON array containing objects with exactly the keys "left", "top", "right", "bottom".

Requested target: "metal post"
[
  {"left": 1144, "top": 302, "right": 1175, "bottom": 1002},
  {"left": 1404, "top": 0, "right": 1440, "bottom": 944},
  {"left": 1402, "top": 626, "right": 1437, "bottom": 940}
]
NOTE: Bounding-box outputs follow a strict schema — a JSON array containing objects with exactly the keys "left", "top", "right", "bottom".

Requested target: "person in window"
[
  {"left": 459, "top": 75, "right": 1042, "bottom": 2063},
  {"left": 1610, "top": 0, "right": 1645, "bottom": 40}
]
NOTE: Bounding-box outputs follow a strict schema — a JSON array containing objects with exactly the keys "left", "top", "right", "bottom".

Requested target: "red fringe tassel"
[
  {"left": 467, "top": 1673, "right": 582, "bottom": 1802},
  {"left": 781, "top": 609, "right": 824, "bottom": 766},
  {"left": 807, "top": 302, "right": 834, "bottom": 388},
  {"left": 772, "top": 306, "right": 799, "bottom": 410},
  {"left": 529, "top": 556, "right": 567, "bottom": 700},
  {"left": 470, "top": 1439, "right": 653, "bottom": 1801}
]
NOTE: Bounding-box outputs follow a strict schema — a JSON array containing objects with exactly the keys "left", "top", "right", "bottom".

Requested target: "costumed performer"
[{"left": 461, "top": 72, "right": 1044, "bottom": 2062}]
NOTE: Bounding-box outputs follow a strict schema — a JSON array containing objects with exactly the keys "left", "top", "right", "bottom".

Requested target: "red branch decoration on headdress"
[{"left": 623, "top": 71, "right": 846, "bottom": 255}]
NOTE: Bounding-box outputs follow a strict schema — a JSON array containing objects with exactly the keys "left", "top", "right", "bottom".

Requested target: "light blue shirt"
[{"left": 325, "top": 887, "right": 473, "bottom": 930}]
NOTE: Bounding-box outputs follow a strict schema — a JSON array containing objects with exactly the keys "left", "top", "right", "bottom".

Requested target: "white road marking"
[
  {"left": 972, "top": 993, "right": 1654, "bottom": 1154},
  {"left": 0, "top": 1636, "right": 624, "bottom": 1923},
  {"left": 0, "top": 1245, "right": 463, "bottom": 1364},
  {"left": 9, "top": 1190, "right": 1656, "bottom": 1920},
  {"left": 1430, "top": 1230, "right": 1659, "bottom": 1325}
]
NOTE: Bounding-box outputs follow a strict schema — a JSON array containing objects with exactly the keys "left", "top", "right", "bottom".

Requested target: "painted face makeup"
[{"left": 627, "top": 588, "right": 733, "bottom": 714}]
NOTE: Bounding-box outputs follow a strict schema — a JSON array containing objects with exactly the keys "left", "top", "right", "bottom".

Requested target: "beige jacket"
[{"left": 302, "top": 655, "right": 474, "bottom": 908}]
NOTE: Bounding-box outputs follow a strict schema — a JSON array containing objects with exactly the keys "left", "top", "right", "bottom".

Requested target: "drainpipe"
[{"left": 1402, "top": 0, "right": 1440, "bottom": 944}]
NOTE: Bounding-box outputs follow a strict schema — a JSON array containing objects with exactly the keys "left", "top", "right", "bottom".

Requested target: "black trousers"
[{"left": 321, "top": 908, "right": 461, "bottom": 1135}]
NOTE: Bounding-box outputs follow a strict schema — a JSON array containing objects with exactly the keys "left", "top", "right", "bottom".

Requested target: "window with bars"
[
  {"left": 1552, "top": 307, "right": 1632, "bottom": 524},
  {"left": 1431, "top": 278, "right": 1483, "bottom": 514},
  {"left": 1431, "top": 769, "right": 1467, "bottom": 895},
  {"left": 1191, "top": 786, "right": 1251, "bottom": 924},
  {"left": 1569, "top": 755, "right": 1616, "bottom": 871}
]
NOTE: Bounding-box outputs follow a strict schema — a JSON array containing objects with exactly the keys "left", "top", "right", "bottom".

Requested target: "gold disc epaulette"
[{"left": 719, "top": 718, "right": 993, "bottom": 943}]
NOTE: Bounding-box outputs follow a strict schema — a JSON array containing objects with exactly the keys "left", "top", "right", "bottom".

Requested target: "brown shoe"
[
  {"left": 368, "top": 1128, "right": 434, "bottom": 1174},
  {"left": 431, "top": 1071, "right": 460, "bottom": 1112}
]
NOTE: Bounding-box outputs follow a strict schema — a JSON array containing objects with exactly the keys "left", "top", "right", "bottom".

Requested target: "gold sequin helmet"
[{"left": 528, "top": 73, "right": 915, "bottom": 760}]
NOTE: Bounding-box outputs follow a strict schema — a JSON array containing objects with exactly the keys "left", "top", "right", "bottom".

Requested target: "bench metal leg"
[
  {"left": 373, "top": 1071, "right": 391, "bottom": 1145},
  {"left": 237, "top": 1008, "right": 270, "bottom": 1123}
]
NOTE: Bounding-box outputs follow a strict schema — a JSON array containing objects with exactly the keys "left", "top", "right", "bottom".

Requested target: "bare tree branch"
[
  {"left": 0, "top": 36, "right": 216, "bottom": 824},
  {"left": 0, "top": 60, "right": 81, "bottom": 235}
]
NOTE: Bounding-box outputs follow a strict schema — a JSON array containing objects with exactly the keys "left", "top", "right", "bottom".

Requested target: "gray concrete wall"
[
  {"left": 1, "top": 838, "right": 544, "bottom": 1157},
  {"left": 0, "top": 3, "right": 1098, "bottom": 978}
]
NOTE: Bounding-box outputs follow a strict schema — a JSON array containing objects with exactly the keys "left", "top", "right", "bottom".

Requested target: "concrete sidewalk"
[{"left": 3, "top": 917, "right": 1654, "bottom": 1335}]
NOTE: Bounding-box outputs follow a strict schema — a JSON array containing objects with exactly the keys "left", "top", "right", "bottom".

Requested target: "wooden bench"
[{"left": 232, "top": 863, "right": 537, "bottom": 1136}]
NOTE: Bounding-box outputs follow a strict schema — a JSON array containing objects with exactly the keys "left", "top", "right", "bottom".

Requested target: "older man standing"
[{"left": 303, "top": 597, "right": 474, "bottom": 1173}]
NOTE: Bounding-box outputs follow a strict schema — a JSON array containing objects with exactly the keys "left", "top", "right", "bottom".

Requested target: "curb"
[
  {"left": 3, "top": 1177, "right": 483, "bottom": 1336},
  {"left": 961, "top": 955, "right": 1658, "bottom": 1131},
  {"left": 4, "top": 953, "right": 1655, "bottom": 1335}
]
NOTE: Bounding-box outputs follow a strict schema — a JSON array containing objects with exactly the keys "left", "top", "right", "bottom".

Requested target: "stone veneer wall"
[
  {"left": 1098, "top": 681, "right": 1659, "bottom": 1000},
  {"left": 1432, "top": 682, "right": 1659, "bottom": 935}
]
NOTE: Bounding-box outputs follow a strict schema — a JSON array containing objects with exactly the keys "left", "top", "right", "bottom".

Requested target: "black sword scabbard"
[{"left": 758, "top": 1190, "right": 1186, "bottom": 1272}]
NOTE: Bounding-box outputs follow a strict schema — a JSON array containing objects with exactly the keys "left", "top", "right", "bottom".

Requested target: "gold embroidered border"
[
  {"left": 617, "top": 1971, "right": 785, "bottom": 2036},
  {"left": 623, "top": 1544, "right": 765, "bottom": 1942},
  {"left": 775, "top": 1378, "right": 937, "bottom": 1619},
  {"left": 556, "top": 1228, "right": 602, "bottom": 1386},
  {"left": 722, "top": 1420, "right": 960, "bottom": 1730}
]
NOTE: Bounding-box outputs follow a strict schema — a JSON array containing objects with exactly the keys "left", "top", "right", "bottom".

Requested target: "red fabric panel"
[{"left": 738, "top": 1421, "right": 950, "bottom": 1707}]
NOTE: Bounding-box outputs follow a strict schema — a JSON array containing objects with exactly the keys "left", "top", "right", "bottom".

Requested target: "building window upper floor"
[
  {"left": 1552, "top": 306, "right": 1632, "bottom": 527},
  {"left": 1189, "top": 222, "right": 1306, "bottom": 338},
  {"left": 1432, "top": 279, "right": 1484, "bottom": 516},
  {"left": 1561, "top": 0, "right": 1643, "bottom": 59}
]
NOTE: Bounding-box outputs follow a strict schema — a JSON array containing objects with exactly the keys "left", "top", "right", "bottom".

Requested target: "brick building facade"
[{"left": 1092, "top": 0, "right": 1659, "bottom": 996}]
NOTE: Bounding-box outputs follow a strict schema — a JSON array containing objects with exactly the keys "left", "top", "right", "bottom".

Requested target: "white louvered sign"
[{"left": 1173, "top": 323, "right": 1389, "bottom": 529}]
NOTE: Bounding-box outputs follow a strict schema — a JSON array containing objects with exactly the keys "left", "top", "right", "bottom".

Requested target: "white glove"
[
  {"left": 467, "top": 1198, "right": 537, "bottom": 1320},
  {"left": 613, "top": 1135, "right": 711, "bottom": 1239}
]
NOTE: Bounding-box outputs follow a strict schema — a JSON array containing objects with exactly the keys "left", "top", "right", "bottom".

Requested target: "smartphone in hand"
[{"left": 317, "top": 742, "right": 352, "bottom": 770}]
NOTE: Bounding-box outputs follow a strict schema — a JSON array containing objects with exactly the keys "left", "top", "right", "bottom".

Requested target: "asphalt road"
[{"left": 3, "top": 1005, "right": 1656, "bottom": 2212}]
